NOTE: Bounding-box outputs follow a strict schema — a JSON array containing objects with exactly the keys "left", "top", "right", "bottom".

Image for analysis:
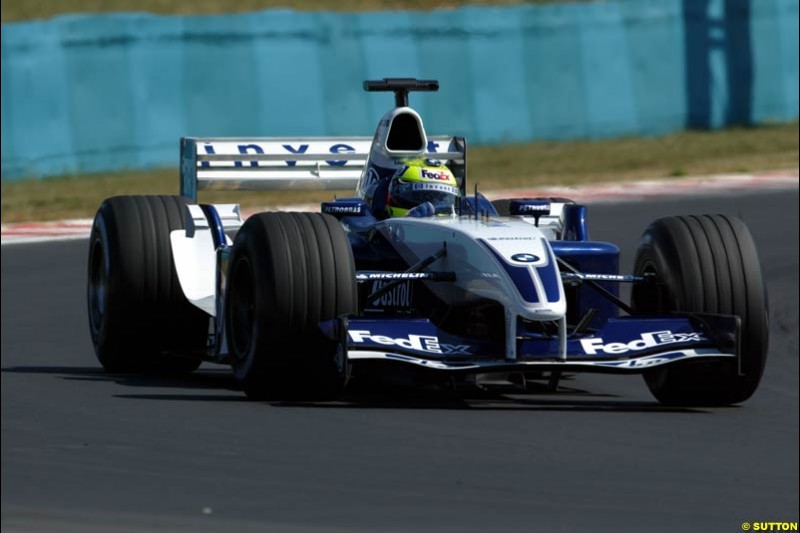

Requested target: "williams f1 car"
[{"left": 87, "top": 79, "right": 768, "bottom": 405}]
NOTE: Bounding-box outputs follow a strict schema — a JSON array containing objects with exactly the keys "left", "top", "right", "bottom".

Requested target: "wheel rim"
[
  {"left": 229, "top": 256, "right": 255, "bottom": 359},
  {"left": 88, "top": 238, "right": 107, "bottom": 336}
]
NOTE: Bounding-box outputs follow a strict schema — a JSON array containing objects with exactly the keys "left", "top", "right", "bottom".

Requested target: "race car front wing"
[{"left": 322, "top": 314, "right": 740, "bottom": 375}]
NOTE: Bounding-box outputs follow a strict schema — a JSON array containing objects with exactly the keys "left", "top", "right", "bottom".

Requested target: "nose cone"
[{"left": 481, "top": 236, "right": 567, "bottom": 321}]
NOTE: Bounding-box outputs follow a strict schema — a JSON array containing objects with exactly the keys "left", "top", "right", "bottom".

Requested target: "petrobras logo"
[
  {"left": 510, "top": 200, "right": 551, "bottom": 217},
  {"left": 420, "top": 168, "right": 452, "bottom": 181},
  {"left": 349, "top": 330, "right": 441, "bottom": 354},
  {"left": 580, "top": 330, "right": 705, "bottom": 355},
  {"left": 516, "top": 204, "right": 550, "bottom": 213},
  {"left": 322, "top": 204, "right": 363, "bottom": 215}
]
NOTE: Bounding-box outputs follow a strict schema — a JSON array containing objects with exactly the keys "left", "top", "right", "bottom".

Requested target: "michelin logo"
[
  {"left": 349, "top": 330, "right": 441, "bottom": 354},
  {"left": 358, "top": 273, "right": 427, "bottom": 281},
  {"left": 581, "top": 330, "right": 705, "bottom": 355}
]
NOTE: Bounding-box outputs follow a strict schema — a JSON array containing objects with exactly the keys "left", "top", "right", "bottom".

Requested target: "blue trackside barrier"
[{"left": 1, "top": 0, "right": 797, "bottom": 180}]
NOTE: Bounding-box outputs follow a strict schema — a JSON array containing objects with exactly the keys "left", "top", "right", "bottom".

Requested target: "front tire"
[
  {"left": 225, "top": 212, "right": 357, "bottom": 400},
  {"left": 631, "top": 215, "right": 769, "bottom": 406},
  {"left": 87, "top": 196, "right": 209, "bottom": 374}
]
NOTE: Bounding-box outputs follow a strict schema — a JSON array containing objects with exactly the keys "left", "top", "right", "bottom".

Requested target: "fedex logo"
[
  {"left": 580, "top": 330, "right": 705, "bottom": 355},
  {"left": 348, "top": 330, "right": 442, "bottom": 354},
  {"left": 420, "top": 169, "right": 451, "bottom": 181}
]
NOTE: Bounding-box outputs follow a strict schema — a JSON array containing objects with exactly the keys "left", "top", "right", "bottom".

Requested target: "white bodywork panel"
[
  {"left": 182, "top": 203, "right": 243, "bottom": 236},
  {"left": 171, "top": 229, "right": 217, "bottom": 315},
  {"left": 374, "top": 216, "right": 567, "bottom": 323},
  {"left": 170, "top": 204, "right": 239, "bottom": 316}
]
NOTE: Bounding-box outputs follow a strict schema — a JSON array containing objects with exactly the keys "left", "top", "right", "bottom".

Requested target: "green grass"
[
  {"left": 2, "top": 122, "right": 797, "bottom": 223},
  {"left": 1, "top": 0, "right": 567, "bottom": 23}
]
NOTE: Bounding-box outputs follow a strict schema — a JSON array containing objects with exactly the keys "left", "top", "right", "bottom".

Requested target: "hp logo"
[{"left": 511, "top": 253, "right": 540, "bottom": 263}]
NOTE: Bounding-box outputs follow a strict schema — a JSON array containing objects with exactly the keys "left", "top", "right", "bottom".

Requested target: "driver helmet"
[{"left": 385, "top": 159, "right": 459, "bottom": 218}]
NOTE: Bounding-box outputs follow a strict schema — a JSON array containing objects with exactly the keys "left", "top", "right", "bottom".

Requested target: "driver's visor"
[{"left": 388, "top": 180, "right": 459, "bottom": 210}]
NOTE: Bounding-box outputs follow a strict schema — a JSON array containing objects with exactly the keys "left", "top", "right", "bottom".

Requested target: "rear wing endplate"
[{"left": 180, "top": 136, "right": 466, "bottom": 201}]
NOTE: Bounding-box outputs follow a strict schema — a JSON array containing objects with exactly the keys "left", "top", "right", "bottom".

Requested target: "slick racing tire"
[
  {"left": 631, "top": 215, "right": 769, "bottom": 406},
  {"left": 225, "top": 212, "right": 357, "bottom": 400},
  {"left": 87, "top": 196, "right": 208, "bottom": 374},
  {"left": 491, "top": 197, "right": 575, "bottom": 216}
]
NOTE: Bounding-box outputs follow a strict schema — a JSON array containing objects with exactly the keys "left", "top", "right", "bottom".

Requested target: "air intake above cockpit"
[{"left": 386, "top": 112, "right": 426, "bottom": 152}]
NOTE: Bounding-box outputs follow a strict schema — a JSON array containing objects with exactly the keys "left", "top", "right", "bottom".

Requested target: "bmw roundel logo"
[{"left": 511, "top": 253, "right": 540, "bottom": 263}]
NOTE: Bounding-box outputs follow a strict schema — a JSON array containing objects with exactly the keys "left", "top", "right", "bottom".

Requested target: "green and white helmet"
[{"left": 385, "top": 159, "right": 459, "bottom": 217}]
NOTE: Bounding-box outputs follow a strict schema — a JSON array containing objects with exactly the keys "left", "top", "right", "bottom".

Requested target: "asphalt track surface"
[{"left": 2, "top": 191, "right": 798, "bottom": 533}]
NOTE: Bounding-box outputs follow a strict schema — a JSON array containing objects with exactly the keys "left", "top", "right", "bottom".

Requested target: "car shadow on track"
[
  {"left": 1, "top": 365, "right": 246, "bottom": 402},
  {"left": 269, "top": 380, "right": 711, "bottom": 414},
  {"left": 1, "top": 365, "right": 711, "bottom": 413}
]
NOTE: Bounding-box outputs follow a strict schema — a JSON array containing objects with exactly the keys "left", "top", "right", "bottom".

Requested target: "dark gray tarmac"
[{"left": 2, "top": 191, "right": 798, "bottom": 532}]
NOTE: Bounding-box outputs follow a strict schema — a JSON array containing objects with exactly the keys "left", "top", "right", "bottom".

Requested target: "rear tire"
[
  {"left": 225, "top": 212, "right": 357, "bottom": 400},
  {"left": 631, "top": 215, "right": 768, "bottom": 406},
  {"left": 87, "top": 196, "right": 209, "bottom": 374}
]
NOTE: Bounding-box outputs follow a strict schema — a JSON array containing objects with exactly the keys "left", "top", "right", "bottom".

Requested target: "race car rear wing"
[{"left": 180, "top": 136, "right": 466, "bottom": 201}]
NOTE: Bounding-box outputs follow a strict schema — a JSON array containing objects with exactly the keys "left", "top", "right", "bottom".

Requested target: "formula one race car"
[{"left": 87, "top": 79, "right": 769, "bottom": 406}]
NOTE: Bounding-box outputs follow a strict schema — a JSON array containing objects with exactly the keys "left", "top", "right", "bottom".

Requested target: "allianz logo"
[{"left": 580, "top": 330, "right": 705, "bottom": 355}]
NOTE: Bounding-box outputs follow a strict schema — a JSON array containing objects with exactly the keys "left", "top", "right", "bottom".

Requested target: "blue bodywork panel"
[{"left": 551, "top": 240, "right": 620, "bottom": 329}]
